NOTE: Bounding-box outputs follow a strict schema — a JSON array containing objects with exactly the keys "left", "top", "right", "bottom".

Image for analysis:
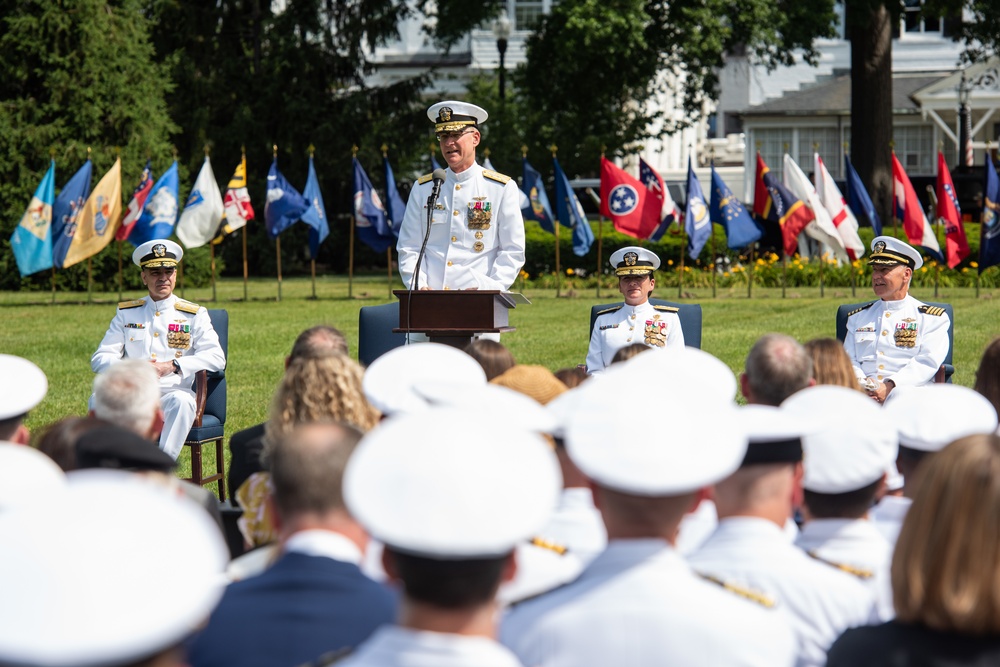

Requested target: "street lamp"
[
  {"left": 493, "top": 13, "right": 511, "bottom": 102},
  {"left": 958, "top": 70, "right": 972, "bottom": 168}
]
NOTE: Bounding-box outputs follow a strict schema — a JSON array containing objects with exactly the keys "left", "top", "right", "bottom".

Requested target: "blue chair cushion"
[{"left": 187, "top": 414, "right": 224, "bottom": 443}]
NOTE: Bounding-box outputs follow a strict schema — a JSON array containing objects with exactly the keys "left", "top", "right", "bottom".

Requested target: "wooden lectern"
[{"left": 393, "top": 290, "right": 528, "bottom": 348}]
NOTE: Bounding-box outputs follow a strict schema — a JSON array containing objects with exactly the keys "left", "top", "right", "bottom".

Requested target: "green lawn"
[{"left": 4, "top": 276, "right": 998, "bottom": 486}]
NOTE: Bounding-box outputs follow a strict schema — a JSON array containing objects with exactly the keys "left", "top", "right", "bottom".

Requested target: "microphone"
[
  {"left": 410, "top": 168, "right": 449, "bottom": 294},
  {"left": 429, "top": 168, "right": 446, "bottom": 201}
]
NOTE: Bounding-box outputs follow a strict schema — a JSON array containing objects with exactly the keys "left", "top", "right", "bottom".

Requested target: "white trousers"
[{"left": 160, "top": 387, "right": 196, "bottom": 460}]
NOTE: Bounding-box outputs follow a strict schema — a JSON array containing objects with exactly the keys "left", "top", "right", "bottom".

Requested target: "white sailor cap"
[
  {"left": 609, "top": 246, "right": 661, "bottom": 276},
  {"left": 0, "top": 470, "right": 228, "bottom": 667},
  {"left": 566, "top": 353, "right": 746, "bottom": 496},
  {"left": 886, "top": 384, "right": 998, "bottom": 453},
  {"left": 362, "top": 343, "right": 487, "bottom": 416},
  {"left": 544, "top": 385, "right": 587, "bottom": 441},
  {"left": 783, "top": 386, "right": 898, "bottom": 493},
  {"left": 0, "top": 444, "right": 66, "bottom": 512},
  {"left": 344, "top": 408, "right": 561, "bottom": 558},
  {"left": 428, "top": 101, "right": 488, "bottom": 133},
  {"left": 868, "top": 235, "right": 922, "bottom": 271},
  {"left": 737, "top": 404, "right": 810, "bottom": 467},
  {"left": 0, "top": 354, "right": 47, "bottom": 422},
  {"left": 412, "top": 381, "right": 558, "bottom": 435},
  {"left": 619, "top": 346, "right": 738, "bottom": 404},
  {"left": 132, "top": 239, "right": 183, "bottom": 269}
]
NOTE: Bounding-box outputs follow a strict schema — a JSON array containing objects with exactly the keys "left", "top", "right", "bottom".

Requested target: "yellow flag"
[{"left": 62, "top": 158, "right": 122, "bottom": 268}]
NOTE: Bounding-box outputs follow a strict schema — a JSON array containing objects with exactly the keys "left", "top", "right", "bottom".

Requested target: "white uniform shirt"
[
  {"left": 397, "top": 163, "right": 525, "bottom": 291},
  {"left": 501, "top": 539, "right": 796, "bottom": 667},
  {"left": 538, "top": 487, "right": 607, "bottom": 565},
  {"left": 585, "top": 301, "right": 684, "bottom": 374},
  {"left": 843, "top": 295, "right": 950, "bottom": 388},
  {"left": 795, "top": 519, "right": 894, "bottom": 621},
  {"left": 689, "top": 517, "right": 878, "bottom": 667},
  {"left": 870, "top": 495, "right": 911, "bottom": 546},
  {"left": 91, "top": 294, "right": 225, "bottom": 389},
  {"left": 341, "top": 626, "right": 523, "bottom": 667}
]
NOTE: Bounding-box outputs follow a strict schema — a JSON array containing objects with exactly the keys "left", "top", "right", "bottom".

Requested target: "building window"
[
  {"left": 797, "top": 128, "right": 842, "bottom": 179},
  {"left": 512, "top": 0, "right": 558, "bottom": 31},
  {"left": 893, "top": 125, "right": 935, "bottom": 175},
  {"left": 903, "top": 0, "right": 941, "bottom": 34},
  {"left": 756, "top": 128, "right": 794, "bottom": 180}
]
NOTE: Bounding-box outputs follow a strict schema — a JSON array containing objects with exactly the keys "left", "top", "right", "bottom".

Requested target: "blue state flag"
[
  {"left": 11, "top": 160, "right": 56, "bottom": 276},
  {"left": 51, "top": 159, "right": 93, "bottom": 268},
  {"left": 521, "top": 158, "right": 555, "bottom": 234},
  {"left": 684, "top": 158, "right": 711, "bottom": 260},
  {"left": 301, "top": 156, "right": 329, "bottom": 259},
  {"left": 383, "top": 156, "right": 406, "bottom": 236},
  {"left": 710, "top": 165, "right": 761, "bottom": 249},
  {"left": 129, "top": 161, "right": 179, "bottom": 246},
  {"left": 264, "top": 158, "right": 309, "bottom": 239},
  {"left": 553, "top": 157, "right": 594, "bottom": 256},
  {"left": 845, "top": 154, "right": 882, "bottom": 235},
  {"left": 980, "top": 154, "right": 1000, "bottom": 273},
  {"left": 353, "top": 158, "right": 394, "bottom": 253}
]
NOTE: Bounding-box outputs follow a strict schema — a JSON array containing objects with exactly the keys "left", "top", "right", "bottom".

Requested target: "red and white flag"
[
  {"left": 936, "top": 151, "right": 970, "bottom": 268},
  {"left": 814, "top": 154, "right": 864, "bottom": 261},
  {"left": 892, "top": 153, "right": 942, "bottom": 259},
  {"left": 783, "top": 154, "right": 849, "bottom": 262}
]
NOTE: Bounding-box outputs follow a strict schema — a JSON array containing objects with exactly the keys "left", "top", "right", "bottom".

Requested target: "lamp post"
[
  {"left": 493, "top": 13, "right": 511, "bottom": 102},
  {"left": 958, "top": 71, "right": 973, "bottom": 169}
]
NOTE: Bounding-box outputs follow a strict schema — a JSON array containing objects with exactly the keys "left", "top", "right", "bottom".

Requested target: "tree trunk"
[{"left": 849, "top": 2, "right": 893, "bottom": 230}]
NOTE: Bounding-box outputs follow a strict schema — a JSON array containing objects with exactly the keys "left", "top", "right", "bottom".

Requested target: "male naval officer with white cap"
[
  {"left": 688, "top": 404, "right": 877, "bottom": 667},
  {"left": 397, "top": 101, "right": 525, "bottom": 292},
  {"left": 336, "top": 408, "right": 561, "bottom": 667},
  {"left": 501, "top": 353, "right": 797, "bottom": 667},
  {"left": 871, "top": 384, "right": 999, "bottom": 544},
  {"left": 0, "top": 353, "right": 48, "bottom": 445},
  {"left": 585, "top": 246, "right": 684, "bottom": 374},
  {"left": 843, "top": 235, "right": 950, "bottom": 403},
  {"left": 92, "top": 240, "right": 225, "bottom": 459},
  {"left": 784, "top": 386, "right": 899, "bottom": 621}
]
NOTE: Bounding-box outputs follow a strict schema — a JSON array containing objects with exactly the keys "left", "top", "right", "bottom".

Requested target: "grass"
[{"left": 4, "top": 275, "right": 998, "bottom": 488}]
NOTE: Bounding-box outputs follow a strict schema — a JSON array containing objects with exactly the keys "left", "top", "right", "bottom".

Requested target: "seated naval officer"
[
  {"left": 586, "top": 246, "right": 683, "bottom": 374},
  {"left": 91, "top": 240, "right": 225, "bottom": 459},
  {"left": 843, "top": 236, "right": 950, "bottom": 404}
]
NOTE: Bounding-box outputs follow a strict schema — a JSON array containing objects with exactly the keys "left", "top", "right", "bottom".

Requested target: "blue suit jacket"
[{"left": 190, "top": 551, "right": 397, "bottom": 667}]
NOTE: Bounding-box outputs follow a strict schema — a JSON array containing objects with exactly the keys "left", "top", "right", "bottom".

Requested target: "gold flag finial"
[
  {"left": 204, "top": 144, "right": 210, "bottom": 157},
  {"left": 308, "top": 144, "right": 316, "bottom": 158},
  {"left": 351, "top": 144, "right": 359, "bottom": 158},
  {"left": 550, "top": 144, "right": 558, "bottom": 157},
  {"left": 272, "top": 144, "right": 278, "bottom": 158},
  {"left": 521, "top": 145, "right": 528, "bottom": 158},
  {"left": 381, "top": 143, "right": 388, "bottom": 157}
]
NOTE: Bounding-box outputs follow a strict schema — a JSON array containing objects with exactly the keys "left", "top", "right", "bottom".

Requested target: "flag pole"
[
  {"left": 274, "top": 144, "right": 282, "bottom": 302},
  {"left": 782, "top": 253, "right": 788, "bottom": 299},
  {"left": 87, "top": 257, "right": 93, "bottom": 303},
  {"left": 349, "top": 145, "right": 359, "bottom": 299},
  {"left": 179, "top": 257, "right": 185, "bottom": 299},
  {"left": 812, "top": 144, "right": 824, "bottom": 299},
  {"left": 843, "top": 142, "right": 857, "bottom": 299},
  {"left": 241, "top": 145, "right": 249, "bottom": 302},
  {"left": 550, "top": 145, "right": 562, "bottom": 298},
  {"left": 597, "top": 145, "right": 607, "bottom": 298},
  {"left": 210, "top": 243, "right": 217, "bottom": 302},
  {"left": 383, "top": 144, "right": 393, "bottom": 299},
  {"left": 117, "top": 241, "right": 123, "bottom": 301},
  {"left": 51, "top": 267, "right": 56, "bottom": 304},
  {"left": 679, "top": 216, "right": 686, "bottom": 299},
  {"left": 927, "top": 182, "right": 942, "bottom": 299},
  {"left": 710, "top": 223, "right": 717, "bottom": 298},
  {"left": 890, "top": 145, "right": 899, "bottom": 239},
  {"left": 978, "top": 143, "right": 991, "bottom": 298},
  {"left": 309, "top": 144, "right": 317, "bottom": 300},
  {"left": 748, "top": 244, "right": 754, "bottom": 299}
]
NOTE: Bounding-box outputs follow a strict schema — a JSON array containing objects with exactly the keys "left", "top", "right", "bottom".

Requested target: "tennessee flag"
[
  {"left": 62, "top": 158, "right": 122, "bottom": 268},
  {"left": 600, "top": 157, "right": 659, "bottom": 239},
  {"left": 936, "top": 151, "right": 970, "bottom": 268},
  {"left": 892, "top": 153, "right": 943, "bottom": 261},
  {"left": 753, "top": 153, "right": 813, "bottom": 257}
]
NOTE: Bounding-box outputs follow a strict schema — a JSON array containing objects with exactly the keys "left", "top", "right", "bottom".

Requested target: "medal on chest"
[
  {"left": 644, "top": 315, "right": 667, "bottom": 347},
  {"left": 893, "top": 318, "right": 917, "bottom": 348},
  {"left": 167, "top": 321, "right": 192, "bottom": 349},
  {"left": 467, "top": 198, "right": 491, "bottom": 230}
]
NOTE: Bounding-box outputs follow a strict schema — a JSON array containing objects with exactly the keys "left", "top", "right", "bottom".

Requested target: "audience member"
[
  {"left": 465, "top": 339, "right": 517, "bottom": 381},
  {"left": 610, "top": 342, "right": 652, "bottom": 365},
  {"left": 490, "top": 364, "right": 567, "bottom": 405},
  {"left": 0, "top": 354, "right": 47, "bottom": 445},
  {"left": 689, "top": 404, "right": 877, "bottom": 667},
  {"left": 828, "top": 434, "right": 1000, "bottom": 666},
  {"left": 191, "top": 422, "right": 395, "bottom": 667},
  {"left": 974, "top": 336, "right": 1000, "bottom": 419},
  {"left": 91, "top": 359, "right": 164, "bottom": 439},
  {"left": 502, "top": 354, "right": 796, "bottom": 667},
  {"left": 36, "top": 416, "right": 105, "bottom": 471},
  {"left": 554, "top": 366, "right": 589, "bottom": 389},
  {"left": 741, "top": 333, "right": 815, "bottom": 405},
  {"left": 0, "top": 443, "right": 66, "bottom": 512},
  {"left": 804, "top": 337, "right": 862, "bottom": 390},
  {"left": 339, "top": 408, "right": 559, "bottom": 667},
  {"left": 229, "top": 325, "right": 348, "bottom": 497}
]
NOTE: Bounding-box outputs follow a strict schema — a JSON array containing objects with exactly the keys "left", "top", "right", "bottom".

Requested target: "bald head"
[
  {"left": 742, "top": 333, "right": 813, "bottom": 406},
  {"left": 269, "top": 421, "right": 362, "bottom": 519},
  {"left": 288, "top": 325, "right": 348, "bottom": 364}
]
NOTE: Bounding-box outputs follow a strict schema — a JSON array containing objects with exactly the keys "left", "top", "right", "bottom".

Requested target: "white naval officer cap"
[
  {"left": 782, "top": 386, "right": 898, "bottom": 493},
  {"left": 412, "top": 381, "right": 558, "bottom": 435},
  {"left": 343, "top": 408, "right": 561, "bottom": 558},
  {"left": 362, "top": 343, "right": 487, "bottom": 416},
  {"left": 885, "top": 384, "right": 998, "bottom": 453},
  {"left": 609, "top": 245, "right": 661, "bottom": 276},
  {"left": 0, "top": 354, "right": 47, "bottom": 424},
  {"left": 427, "top": 100, "right": 488, "bottom": 133},
  {"left": 132, "top": 239, "right": 183, "bottom": 269},
  {"left": 0, "top": 444, "right": 66, "bottom": 512},
  {"left": 565, "top": 349, "right": 746, "bottom": 496},
  {"left": 619, "top": 345, "right": 738, "bottom": 403},
  {"left": 0, "top": 470, "right": 228, "bottom": 667},
  {"left": 868, "top": 235, "right": 922, "bottom": 271}
]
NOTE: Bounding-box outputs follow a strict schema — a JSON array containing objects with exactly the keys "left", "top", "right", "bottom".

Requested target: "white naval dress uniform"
[
  {"left": 500, "top": 539, "right": 797, "bottom": 667},
  {"left": 585, "top": 301, "right": 684, "bottom": 374},
  {"left": 870, "top": 495, "right": 911, "bottom": 546},
  {"left": 843, "top": 295, "right": 950, "bottom": 388},
  {"left": 538, "top": 487, "right": 607, "bottom": 565},
  {"left": 795, "top": 519, "right": 894, "bottom": 622},
  {"left": 91, "top": 295, "right": 225, "bottom": 459},
  {"left": 397, "top": 163, "right": 525, "bottom": 291},
  {"left": 340, "top": 626, "right": 523, "bottom": 667},
  {"left": 688, "top": 517, "right": 878, "bottom": 667}
]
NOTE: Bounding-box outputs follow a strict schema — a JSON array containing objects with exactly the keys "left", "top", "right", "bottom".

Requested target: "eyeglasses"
[{"left": 436, "top": 129, "right": 476, "bottom": 142}]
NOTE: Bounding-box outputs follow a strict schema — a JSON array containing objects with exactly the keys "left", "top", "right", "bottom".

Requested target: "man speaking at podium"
[{"left": 397, "top": 101, "right": 525, "bottom": 292}]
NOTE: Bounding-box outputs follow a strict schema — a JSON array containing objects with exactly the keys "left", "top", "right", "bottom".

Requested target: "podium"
[{"left": 393, "top": 290, "right": 528, "bottom": 348}]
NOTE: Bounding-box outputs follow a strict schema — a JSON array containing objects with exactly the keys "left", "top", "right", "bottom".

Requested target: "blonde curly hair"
[{"left": 263, "top": 352, "right": 380, "bottom": 459}]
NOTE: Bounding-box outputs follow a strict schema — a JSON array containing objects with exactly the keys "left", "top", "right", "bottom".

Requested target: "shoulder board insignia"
[
  {"left": 918, "top": 305, "right": 946, "bottom": 317},
  {"left": 530, "top": 536, "right": 569, "bottom": 556},
  {"left": 417, "top": 173, "right": 434, "bottom": 184},
  {"left": 807, "top": 551, "right": 874, "bottom": 580},
  {"left": 175, "top": 300, "right": 200, "bottom": 315},
  {"left": 483, "top": 169, "right": 511, "bottom": 184},
  {"left": 596, "top": 305, "right": 623, "bottom": 316},
  {"left": 118, "top": 299, "right": 146, "bottom": 310},
  {"left": 847, "top": 302, "right": 876, "bottom": 317},
  {"left": 696, "top": 572, "right": 776, "bottom": 608},
  {"left": 653, "top": 305, "right": 679, "bottom": 313}
]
